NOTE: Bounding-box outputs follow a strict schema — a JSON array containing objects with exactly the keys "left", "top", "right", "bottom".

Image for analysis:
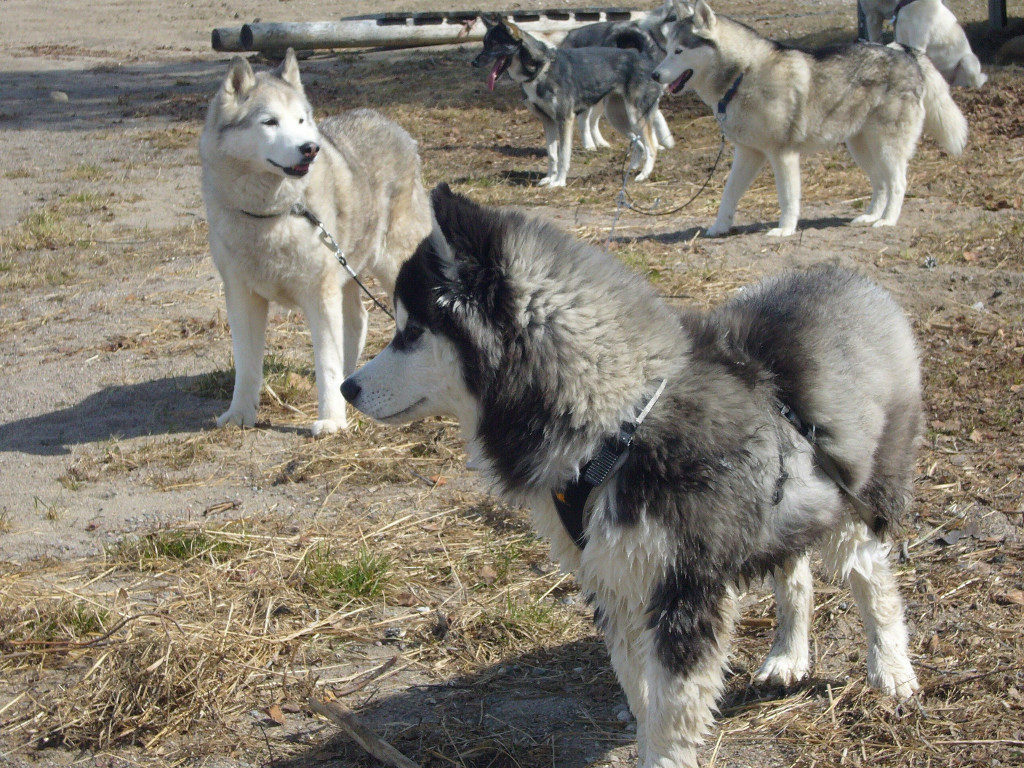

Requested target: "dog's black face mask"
[{"left": 472, "top": 23, "right": 521, "bottom": 90}]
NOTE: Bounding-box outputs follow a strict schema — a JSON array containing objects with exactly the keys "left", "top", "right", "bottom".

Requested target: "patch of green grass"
[
  {"left": 66, "top": 163, "right": 106, "bottom": 181},
  {"left": 27, "top": 602, "right": 110, "bottom": 642},
  {"left": 3, "top": 168, "right": 34, "bottom": 179},
  {"left": 34, "top": 496, "right": 63, "bottom": 521},
  {"left": 110, "top": 529, "right": 242, "bottom": 569},
  {"left": 303, "top": 545, "right": 392, "bottom": 603}
]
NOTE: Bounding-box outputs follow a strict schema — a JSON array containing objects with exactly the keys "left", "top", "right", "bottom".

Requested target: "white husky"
[
  {"left": 895, "top": 0, "right": 988, "bottom": 87},
  {"left": 200, "top": 50, "right": 431, "bottom": 435}
]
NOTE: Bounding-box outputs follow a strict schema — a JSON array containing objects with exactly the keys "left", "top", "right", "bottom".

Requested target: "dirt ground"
[{"left": 1, "top": 0, "right": 1023, "bottom": 767}]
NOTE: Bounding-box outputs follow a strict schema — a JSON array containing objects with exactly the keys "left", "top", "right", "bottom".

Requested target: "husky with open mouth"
[
  {"left": 652, "top": 0, "right": 968, "bottom": 237},
  {"left": 343, "top": 184, "right": 924, "bottom": 767},
  {"left": 200, "top": 50, "right": 431, "bottom": 435},
  {"left": 473, "top": 15, "right": 664, "bottom": 186}
]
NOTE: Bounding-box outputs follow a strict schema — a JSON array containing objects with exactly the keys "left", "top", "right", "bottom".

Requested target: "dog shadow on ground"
[
  {"left": 0, "top": 374, "right": 230, "bottom": 456},
  {"left": 262, "top": 634, "right": 822, "bottom": 768},
  {"left": 623, "top": 215, "right": 855, "bottom": 245}
]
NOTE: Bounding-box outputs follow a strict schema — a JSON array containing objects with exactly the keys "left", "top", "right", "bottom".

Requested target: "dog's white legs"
[
  {"left": 706, "top": 144, "right": 766, "bottom": 237},
  {"left": 549, "top": 115, "right": 574, "bottom": 187},
  {"left": 579, "top": 106, "right": 610, "bottom": 150},
  {"left": 652, "top": 107, "right": 675, "bottom": 149},
  {"left": 873, "top": 155, "right": 908, "bottom": 228},
  {"left": 641, "top": 589, "right": 737, "bottom": 768},
  {"left": 823, "top": 521, "right": 919, "bottom": 699},
  {"left": 846, "top": 133, "right": 888, "bottom": 225},
  {"left": 603, "top": 612, "right": 651, "bottom": 765},
  {"left": 537, "top": 114, "right": 560, "bottom": 186},
  {"left": 590, "top": 104, "right": 612, "bottom": 148},
  {"left": 341, "top": 278, "right": 368, "bottom": 377},
  {"left": 304, "top": 289, "right": 348, "bottom": 436},
  {"left": 953, "top": 56, "right": 987, "bottom": 88},
  {"left": 218, "top": 276, "right": 269, "bottom": 428},
  {"left": 755, "top": 552, "right": 813, "bottom": 686},
  {"left": 766, "top": 150, "right": 801, "bottom": 237}
]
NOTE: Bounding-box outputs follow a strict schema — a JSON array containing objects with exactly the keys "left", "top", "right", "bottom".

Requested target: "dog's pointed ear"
[
  {"left": 692, "top": 0, "right": 716, "bottom": 31},
  {"left": 671, "top": 0, "right": 690, "bottom": 21},
  {"left": 501, "top": 17, "right": 525, "bottom": 41},
  {"left": 274, "top": 48, "right": 303, "bottom": 90},
  {"left": 224, "top": 56, "right": 256, "bottom": 98},
  {"left": 480, "top": 13, "right": 498, "bottom": 30}
]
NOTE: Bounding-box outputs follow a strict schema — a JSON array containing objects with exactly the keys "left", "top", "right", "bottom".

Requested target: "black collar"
[
  {"left": 892, "top": 0, "right": 921, "bottom": 20},
  {"left": 552, "top": 380, "right": 667, "bottom": 550},
  {"left": 239, "top": 206, "right": 293, "bottom": 219},
  {"left": 717, "top": 73, "right": 744, "bottom": 118}
]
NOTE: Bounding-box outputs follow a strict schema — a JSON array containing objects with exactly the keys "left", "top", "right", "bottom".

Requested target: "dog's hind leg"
[
  {"left": 341, "top": 278, "right": 369, "bottom": 378},
  {"left": 846, "top": 132, "right": 888, "bottom": 225},
  {"left": 754, "top": 552, "right": 813, "bottom": 687},
  {"left": 635, "top": 118, "right": 659, "bottom": 182},
  {"left": 822, "top": 520, "right": 919, "bottom": 699},
  {"left": 218, "top": 274, "right": 269, "bottom": 429},
  {"left": 642, "top": 585, "right": 737, "bottom": 768},
  {"left": 652, "top": 106, "right": 675, "bottom": 150},
  {"left": 590, "top": 102, "right": 612, "bottom": 148},
  {"left": 578, "top": 109, "right": 597, "bottom": 151},
  {"left": 706, "top": 144, "right": 766, "bottom": 237},
  {"left": 766, "top": 150, "right": 801, "bottom": 237}
]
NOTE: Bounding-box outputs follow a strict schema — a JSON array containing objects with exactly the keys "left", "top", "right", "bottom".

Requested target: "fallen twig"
[{"left": 307, "top": 696, "right": 421, "bottom": 768}]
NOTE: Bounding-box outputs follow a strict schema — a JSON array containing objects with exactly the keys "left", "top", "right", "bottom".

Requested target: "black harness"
[
  {"left": 891, "top": 0, "right": 922, "bottom": 22},
  {"left": 551, "top": 383, "right": 878, "bottom": 552},
  {"left": 552, "top": 380, "right": 667, "bottom": 550}
]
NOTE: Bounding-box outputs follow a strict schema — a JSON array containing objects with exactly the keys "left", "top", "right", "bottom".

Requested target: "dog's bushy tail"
[{"left": 920, "top": 55, "right": 968, "bottom": 155}]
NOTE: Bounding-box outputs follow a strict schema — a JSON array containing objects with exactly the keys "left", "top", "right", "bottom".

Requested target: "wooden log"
[
  {"left": 220, "top": 8, "right": 640, "bottom": 54},
  {"left": 211, "top": 27, "right": 246, "bottom": 52}
]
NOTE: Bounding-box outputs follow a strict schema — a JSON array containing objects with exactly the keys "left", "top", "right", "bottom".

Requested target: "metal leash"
[
  {"left": 605, "top": 133, "right": 726, "bottom": 246},
  {"left": 290, "top": 202, "right": 395, "bottom": 320}
]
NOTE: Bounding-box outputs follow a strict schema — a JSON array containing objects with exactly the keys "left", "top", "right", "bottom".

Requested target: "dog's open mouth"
[
  {"left": 669, "top": 69, "right": 694, "bottom": 94},
  {"left": 268, "top": 159, "right": 312, "bottom": 177},
  {"left": 487, "top": 56, "right": 511, "bottom": 91}
]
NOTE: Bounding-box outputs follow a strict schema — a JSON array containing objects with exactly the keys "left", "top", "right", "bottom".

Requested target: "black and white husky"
[
  {"left": 343, "top": 185, "right": 922, "bottom": 767},
  {"left": 473, "top": 15, "right": 664, "bottom": 185}
]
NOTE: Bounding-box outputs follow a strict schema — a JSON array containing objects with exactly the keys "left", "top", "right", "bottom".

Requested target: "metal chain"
[
  {"left": 290, "top": 202, "right": 395, "bottom": 319},
  {"left": 606, "top": 132, "right": 727, "bottom": 246}
]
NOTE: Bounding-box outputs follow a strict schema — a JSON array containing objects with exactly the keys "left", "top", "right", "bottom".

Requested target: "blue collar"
[{"left": 717, "top": 73, "right": 744, "bottom": 118}]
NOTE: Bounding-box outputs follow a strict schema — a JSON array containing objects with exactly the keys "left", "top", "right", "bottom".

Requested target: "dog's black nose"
[
  {"left": 651, "top": 70, "right": 662, "bottom": 82},
  {"left": 299, "top": 141, "right": 319, "bottom": 159},
  {"left": 340, "top": 378, "right": 361, "bottom": 403}
]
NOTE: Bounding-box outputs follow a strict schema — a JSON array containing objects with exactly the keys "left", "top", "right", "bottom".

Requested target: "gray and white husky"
[
  {"left": 652, "top": 0, "right": 968, "bottom": 237},
  {"left": 559, "top": 1, "right": 677, "bottom": 152},
  {"left": 343, "top": 184, "right": 923, "bottom": 767},
  {"left": 473, "top": 15, "right": 664, "bottom": 185},
  {"left": 200, "top": 50, "right": 431, "bottom": 435}
]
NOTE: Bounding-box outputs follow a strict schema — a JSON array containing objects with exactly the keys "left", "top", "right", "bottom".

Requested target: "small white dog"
[{"left": 895, "top": 0, "right": 987, "bottom": 87}]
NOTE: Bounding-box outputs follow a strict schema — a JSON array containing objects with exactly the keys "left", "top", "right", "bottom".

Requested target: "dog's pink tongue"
[{"left": 487, "top": 57, "right": 506, "bottom": 91}]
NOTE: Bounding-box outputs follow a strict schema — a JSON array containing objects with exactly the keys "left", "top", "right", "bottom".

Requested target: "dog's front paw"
[
  {"left": 850, "top": 213, "right": 880, "bottom": 226},
  {"left": 595, "top": 136, "right": 612, "bottom": 149},
  {"left": 753, "top": 652, "right": 810, "bottom": 687},
  {"left": 766, "top": 226, "right": 796, "bottom": 237},
  {"left": 537, "top": 176, "right": 554, "bottom": 187},
  {"left": 311, "top": 417, "right": 345, "bottom": 437},
  {"left": 868, "top": 661, "right": 919, "bottom": 700},
  {"left": 871, "top": 218, "right": 897, "bottom": 228},
  {"left": 546, "top": 178, "right": 567, "bottom": 188},
  {"left": 705, "top": 222, "right": 732, "bottom": 237},
  {"left": 217, "top": 407, "right": 256, "bottom": 429}
]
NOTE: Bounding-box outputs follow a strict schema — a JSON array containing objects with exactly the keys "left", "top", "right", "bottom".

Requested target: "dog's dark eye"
[
  {"left": 393, "top": 321, "right": 424, "bottom": 351},
  {"left": 298, "top": 117, "right": 305, "bottom": 124},
  {"left": 262, "top": 118, "right": 279, "bottom": 127}
]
